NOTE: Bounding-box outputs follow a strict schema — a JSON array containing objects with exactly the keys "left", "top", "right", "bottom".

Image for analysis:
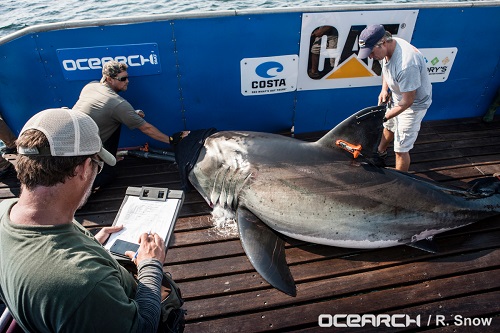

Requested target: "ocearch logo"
[
  {"left": 57, "top": 43, "right": 162, "bottom": 81},
  {"left": 62, "top": 54, "right": 158, "bottom": 71}
]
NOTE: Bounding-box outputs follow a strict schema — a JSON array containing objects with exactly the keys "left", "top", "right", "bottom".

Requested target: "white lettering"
[
  {"left": 454, "top": 315, "right": 493, "bottom": 327},
  {"left": 61, "top": 54, "right": 158, "bottom": 72},
  {"left": 346, "top": 314, "right": 361, "bottom": 327},
  {"left": 76, "top": 58, "right": 90, "bottom": 70},
  {"left": 128, "top": 55, "right": 140, "bottom": 66},
  {"left": 101, "top": 57, "right": 114, "bottom": 65},
  {"left": 378, "top": 314, "right": 391, "bottom": 327},
  {"left": 62, "top": 60, "right": 76, "bottom": 71},
  {"left": 318, "top": 314, "right": 422, "bottom": 328},
  {"left": 333, "top": 314, "right": 347, "bottom": 327},
  {"left": 88, "top": 58, "right": 101, "bottom": 69},
  {"left": 318, "top": 314, "right": 332, "bottom": 327},
  {"left": 141, "top": 54, "right": 151, "bottom": 65},
  {"left": 407, "top": 314, "right": 421, "bottom": 327},
  {"left": 114, "top": 56, "right": 127, "bottom": 64},
  {"left": 392, "top": 314, "right": 406, "bottom": 328},
  {"left": 361, "top": 314, "right": 376, "bottom": 327}
]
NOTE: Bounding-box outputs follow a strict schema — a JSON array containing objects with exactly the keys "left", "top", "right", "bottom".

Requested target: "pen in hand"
[
  {"left": 132, "top": 230, "right": 151, "bottom": 261},
  {"left": 132, "top": 248, "right": 139, "bottom": 261}
]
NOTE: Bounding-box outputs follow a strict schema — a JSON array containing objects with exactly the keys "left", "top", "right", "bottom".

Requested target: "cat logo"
[{"left": 297, "top": 10, "right": 418, "bottom": 91}]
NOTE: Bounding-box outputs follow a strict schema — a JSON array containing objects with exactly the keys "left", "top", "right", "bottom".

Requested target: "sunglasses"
[
  {"left": 114, "top": 76, "right": 129, "bottom": 82},
  {"left": 91, "top": 157, "right": 104, "bottom": 174}
]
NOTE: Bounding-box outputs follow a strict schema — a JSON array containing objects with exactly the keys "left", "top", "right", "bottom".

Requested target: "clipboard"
[{"left": 104, "top": 186, "right": 184, "bottom": 259}]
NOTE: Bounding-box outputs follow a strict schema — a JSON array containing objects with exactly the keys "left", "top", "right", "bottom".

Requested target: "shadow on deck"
[{"left": 1, "top": 116, "right": 500, "bottom": 332}]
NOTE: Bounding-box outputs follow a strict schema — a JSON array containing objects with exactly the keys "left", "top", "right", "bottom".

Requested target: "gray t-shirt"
[
  {"left": 73, "top": 82, "right": 146, "bottom": 142},
  {"left": 382, "top": 37, "right": 432, "bottom": 111}
]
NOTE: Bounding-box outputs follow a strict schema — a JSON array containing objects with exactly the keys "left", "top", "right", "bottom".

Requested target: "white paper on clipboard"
[{"left": 104, "top": 194, "right": 181, "bottom": 252}]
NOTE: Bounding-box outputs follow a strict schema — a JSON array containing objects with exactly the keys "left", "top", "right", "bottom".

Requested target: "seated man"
[
  {"left": 73, "top": 60, "right": 189, "bottom": 189},
  {"left": 0, "top": 108, "right": 168, "bottom": 332}
]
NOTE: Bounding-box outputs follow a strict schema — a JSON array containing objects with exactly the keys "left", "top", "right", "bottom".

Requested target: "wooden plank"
[
  {"left": 293, "top": 281, "right": 500, "bottom": 332},
  {"left": 172, "top": 222, "right": 500, "bottom": 300},
  {"left": 424, "top": 315, "right": 500, "bottom": 333},
  {"left": 185, "top": 268, "right": 500, "bottom": 332}
]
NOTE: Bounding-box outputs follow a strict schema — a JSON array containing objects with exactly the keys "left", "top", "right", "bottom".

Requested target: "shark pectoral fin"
[
  {"left": 237, "top": 208, "right": 297, "bottom": 297},
  {"left": 408, "top": 237, "right": 440, "bottom": 253}
]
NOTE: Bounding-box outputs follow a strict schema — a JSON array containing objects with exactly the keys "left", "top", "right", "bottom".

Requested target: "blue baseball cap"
[{"left": 357, "top": 25, "right": 386, "bottom": 59}]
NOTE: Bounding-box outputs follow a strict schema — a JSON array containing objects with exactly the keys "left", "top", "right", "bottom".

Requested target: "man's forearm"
[
  {"left": 135, "top": 259, "right": 164, "bottom": 333},
  {"left": 139, "top": 123, "right": 171, "bottom": 144},
  {"left": 385, "top": 90, "right": 416, "bottom": 119}
]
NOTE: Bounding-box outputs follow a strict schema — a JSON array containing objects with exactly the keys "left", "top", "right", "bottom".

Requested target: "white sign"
[
  {"left": 420, "top": 48, "right": 458, "bottom": 82},
  {"left": 298, "top": 10, "right": 419, "bottom": 91},
  {"left": 241, "top": 55, "right": 298, "bottom": 96}
]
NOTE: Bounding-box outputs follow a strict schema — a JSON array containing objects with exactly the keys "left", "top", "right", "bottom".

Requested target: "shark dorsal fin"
[{"left": 316, "top": 105, "right": 386, "bottom": 157}]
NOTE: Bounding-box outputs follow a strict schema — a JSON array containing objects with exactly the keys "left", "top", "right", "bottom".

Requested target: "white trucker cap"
[{"left": 18, "top": 108, "right": 116, "bottom": 166}]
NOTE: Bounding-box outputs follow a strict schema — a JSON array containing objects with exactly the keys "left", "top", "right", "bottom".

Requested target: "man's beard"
[{"left": 77, "top": 168, "right": 97, "bottom": 209}]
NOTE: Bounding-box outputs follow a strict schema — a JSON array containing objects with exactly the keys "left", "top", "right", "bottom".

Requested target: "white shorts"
[{"left": 384, "top": 109, "right": 427, "bottom": 153}]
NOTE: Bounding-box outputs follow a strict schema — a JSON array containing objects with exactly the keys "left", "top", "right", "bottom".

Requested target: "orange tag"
[{"left": 335, "top": 140, "right": 362, "bottom": 158}]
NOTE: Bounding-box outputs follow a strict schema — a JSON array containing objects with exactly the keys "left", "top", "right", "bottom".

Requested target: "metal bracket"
[{"left": 139, "top": 186, "right": 168, "bottom": 201}]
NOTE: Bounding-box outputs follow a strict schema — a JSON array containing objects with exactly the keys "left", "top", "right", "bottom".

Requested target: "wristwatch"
[{"left": 382, "top": 116, "right": 388, "bottom": 122}]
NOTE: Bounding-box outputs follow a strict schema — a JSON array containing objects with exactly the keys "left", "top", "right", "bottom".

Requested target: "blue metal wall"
[{"left": 0, "top": 4, "right": 499, "bottom": 148}]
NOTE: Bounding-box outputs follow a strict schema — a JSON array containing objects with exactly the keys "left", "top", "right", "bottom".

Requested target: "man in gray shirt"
[
  {"left": 73, "top": 60, "right": 188, "bottom": 189},
  {"left": 358, "top": 25, "right": 432, "bottom": 172}
]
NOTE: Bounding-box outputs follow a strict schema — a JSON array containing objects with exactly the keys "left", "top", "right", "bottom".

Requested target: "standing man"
[
  {"left": 358, "top": 25, "right": 432, "bottom": 172},
  {"left": 73, "top": 60, "right": 188, "bottom": 189},
  {"left": 0, "top": 108, "right": 166, "bottom": 332}
]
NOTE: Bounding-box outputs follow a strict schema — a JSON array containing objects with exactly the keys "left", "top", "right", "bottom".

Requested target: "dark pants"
[{"left": 92, "top": 127, "right": 121, "bottom": 190}]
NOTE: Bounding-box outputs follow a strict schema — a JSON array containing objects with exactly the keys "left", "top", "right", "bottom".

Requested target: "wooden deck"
[{"left": 1, "top": 116, "right": 500, "bottom": 332}]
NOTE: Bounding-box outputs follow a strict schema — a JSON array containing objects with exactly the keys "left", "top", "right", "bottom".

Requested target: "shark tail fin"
[
  {"left": 237, "top": 208, "right": 297, "bottom": 297},
  {"left": 467, "top": 175, "right": 500, "bottom": 197}
]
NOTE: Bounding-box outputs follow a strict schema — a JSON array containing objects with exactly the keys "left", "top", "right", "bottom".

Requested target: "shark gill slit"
[
  {"left": 226, "top": 168, "right": 252, "bottom": 209},
  {"left": 210, "top": 164, "right": 230, "bottom": 206}
]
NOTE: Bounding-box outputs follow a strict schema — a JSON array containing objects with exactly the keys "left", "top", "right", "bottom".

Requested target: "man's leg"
[
  {"left": 395, "top": 152, "right": 411, "bottom": 172},
  {"left": 392, "top": 109, "right": 426, "bottom": 172},
  {"left": 377, "top": 128, "right": 394, "bottom": 154}
]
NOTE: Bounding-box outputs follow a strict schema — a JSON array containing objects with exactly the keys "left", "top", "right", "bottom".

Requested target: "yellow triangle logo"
[{"left": 326, "top": 56, "right": 375, "bottom": 79}]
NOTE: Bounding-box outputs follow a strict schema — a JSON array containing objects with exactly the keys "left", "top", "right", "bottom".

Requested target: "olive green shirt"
[{"left": 0, "top": 198, "right": 161, "bottom": 333}]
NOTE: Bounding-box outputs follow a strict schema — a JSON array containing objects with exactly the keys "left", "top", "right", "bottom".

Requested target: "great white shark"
[{"left": 174, "top": 105, "right": 500, "bottom": 296}]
